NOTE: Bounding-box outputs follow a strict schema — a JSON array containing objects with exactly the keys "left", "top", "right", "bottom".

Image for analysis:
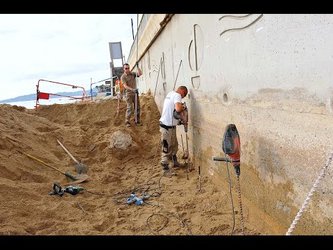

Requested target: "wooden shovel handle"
[
  {"left": 57, "top": 139, "right": 80, "bottom": 164},
  {"left": 21, "top": 151, "right": 66, "bottom": 175}
]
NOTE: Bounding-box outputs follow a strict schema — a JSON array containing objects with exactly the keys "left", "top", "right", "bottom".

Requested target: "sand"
[{"left": 0, "top": 93, "right": 261, "bottom": 235}]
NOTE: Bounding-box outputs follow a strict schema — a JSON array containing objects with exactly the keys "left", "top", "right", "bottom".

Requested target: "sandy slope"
[{"left": 0, "top": 94, "right": 261, "bottom": 235}]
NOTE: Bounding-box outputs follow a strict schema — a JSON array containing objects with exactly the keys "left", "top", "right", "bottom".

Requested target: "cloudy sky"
[{"left": 0, "top": 14, "right": 137, "bottom": 101}]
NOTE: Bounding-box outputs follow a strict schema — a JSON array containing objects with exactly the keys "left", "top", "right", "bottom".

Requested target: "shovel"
[
  {"left": 21, "top": 151, "right": 89, "bottom": 183},
  {"left": 56, "top": 139, "right": 88, "bottom": 174}
]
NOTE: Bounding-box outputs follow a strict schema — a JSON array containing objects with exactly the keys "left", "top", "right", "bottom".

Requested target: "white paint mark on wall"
[{"left": 256, "top": 26, "right": 264, "bottom": 32}]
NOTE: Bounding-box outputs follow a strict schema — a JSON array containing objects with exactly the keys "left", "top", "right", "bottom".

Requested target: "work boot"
[
  {"left": 161, "top": 163, "right": 169, "bottom": 171},
  {"left": 161, "top": 163, "right": 170, "bottom": 177},
  {"left": 161, "top": 163, "right": 177, "bottom": 177},
  {"left": 172, "top": 155, "right": 181, "bottom": 168},
  {"left": 135, "top": 120, "right": 142, "bottom": 126}
]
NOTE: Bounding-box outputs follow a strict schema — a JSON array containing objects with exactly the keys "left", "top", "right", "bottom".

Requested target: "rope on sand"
[{"left": 286, "top": 150, "right": 333, "bottom": 235}]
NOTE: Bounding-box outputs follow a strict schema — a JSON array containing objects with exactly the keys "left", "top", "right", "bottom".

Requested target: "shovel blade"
[
  {"left": 64, "top": 173, "right": 89, "bottom": 185},
  {"left": 75, "top": 162, "right": 89, "bottom": 174}
]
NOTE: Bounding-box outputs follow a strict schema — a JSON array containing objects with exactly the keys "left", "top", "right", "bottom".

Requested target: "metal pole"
[
  {"left": 110, "top": 61, "right": 114, "bottom": 97},
  {"left": 136, "top": 14, "right": 139, "bottom": 67},
  {"left": 135, "top": 14, "right": 139, "bottom": 123},
  {"left": 131, "top": 18, "right": 135, "bottom": 41}
]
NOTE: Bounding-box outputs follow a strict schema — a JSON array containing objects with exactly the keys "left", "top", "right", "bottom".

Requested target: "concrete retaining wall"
[{"left": 127, "top": 14, "right": 333, "bottom": 234}]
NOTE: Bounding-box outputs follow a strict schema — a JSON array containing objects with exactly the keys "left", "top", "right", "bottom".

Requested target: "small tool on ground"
[
  {"left": 49, "top": 182, "right": 85, "bottom": 196},
  {"left": 57, "top": 139, "right": 88, "bottom": 174},
  {"left": 21, "top": 151, "right": 89, "bottom": 183}
]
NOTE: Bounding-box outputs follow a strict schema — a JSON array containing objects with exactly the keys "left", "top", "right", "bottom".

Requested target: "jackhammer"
[
  {"left": 213, "top": 124, "right": 240, "bottom": 176},
  {"left": 212, "top": 124, "right": 244, "bottom": 235},
  {"left": 174, "top": 102, "right": 188, "bottom": 153},
  {"left": 174, "top": 102, "right": 190, "bottom": 178}
]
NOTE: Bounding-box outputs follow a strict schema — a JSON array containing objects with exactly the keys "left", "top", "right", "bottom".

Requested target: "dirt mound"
[{"left": 0, "top": 94, "right": 260, "bottom": 235}]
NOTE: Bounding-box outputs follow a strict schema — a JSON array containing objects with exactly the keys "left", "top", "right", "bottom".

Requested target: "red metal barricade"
[{"left": 35, "top": 79, "right": 88, "bottom": 109}]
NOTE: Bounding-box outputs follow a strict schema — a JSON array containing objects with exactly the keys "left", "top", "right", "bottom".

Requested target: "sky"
[{"left": 0, "top": 14, "right": 138, "bottom": 101}]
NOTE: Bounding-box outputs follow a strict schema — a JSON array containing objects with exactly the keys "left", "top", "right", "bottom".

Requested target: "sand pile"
[{"left": 0, "top": 94, "right": 261, "bottom": 235}]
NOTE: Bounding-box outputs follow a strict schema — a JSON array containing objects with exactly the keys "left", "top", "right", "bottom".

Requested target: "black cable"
[
  {"left": 146, "top": 213, "right": 169, "bottom": 234},
  {"left": 112, "top": 175, "right": 163, "bottom": 205},
  {"left": 225, "top": 154, "right": 236, "bottom": 235}
]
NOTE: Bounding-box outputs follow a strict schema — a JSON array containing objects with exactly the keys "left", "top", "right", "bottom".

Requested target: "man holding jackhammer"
[
  {"left": 121, "top": 63, "right": 142, "bottom": 127},
  {"left": 159, "top": 85, "right": 188, "bottom": 175}
]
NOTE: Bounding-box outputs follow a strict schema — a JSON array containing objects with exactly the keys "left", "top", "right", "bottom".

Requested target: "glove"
[{"left": 173, "top": 109, "right": 181, "bottom": 120}]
